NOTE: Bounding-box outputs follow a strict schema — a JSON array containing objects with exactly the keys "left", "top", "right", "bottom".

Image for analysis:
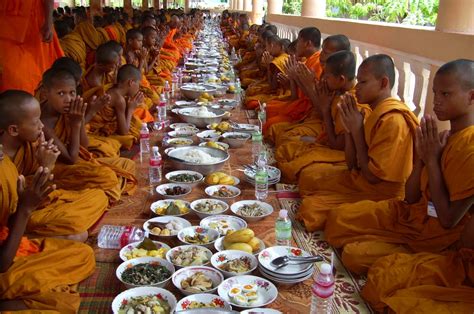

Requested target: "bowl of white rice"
[
  {"left": 177, "top": 107, "right": 226, "bottom": 128},
  {"left": 166, "top": 146, "right": 229, "bottom": 175}
]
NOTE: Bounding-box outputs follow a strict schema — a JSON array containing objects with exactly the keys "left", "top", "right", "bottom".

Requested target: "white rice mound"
[{"left": 181, "top": 149, "right": 220, "bottom": 164}]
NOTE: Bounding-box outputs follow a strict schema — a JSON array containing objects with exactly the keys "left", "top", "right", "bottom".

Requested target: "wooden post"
[{"left": 436, "top": 0, "right": 474, "bottom": 34}]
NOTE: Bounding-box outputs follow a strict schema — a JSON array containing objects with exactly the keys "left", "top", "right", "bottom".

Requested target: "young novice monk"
[
  {"left": 41, "top": 68, "right": 137, "bottom": 203},
  {"left": 263, "top": 27, "right": 323, "bottom": 133},
  {"left": 88, "top": 64, "right": 145, "bottom": 149},
  {"left": 297, "top": 54, "right": 419, "bottom": 232},
  {"left": 325, "top": 59, "right": 474, "bottom": 274},
  {"left": 0, "top": 149, "right": 95, "bottom": 312},
  {"left": 0, "top": 90, "right": 108, "bottom": 240},
  {"left": 276, "top": 51, "right": 371, "bottom": 183}
]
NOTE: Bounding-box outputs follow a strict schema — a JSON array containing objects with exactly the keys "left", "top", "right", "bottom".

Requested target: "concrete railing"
[{"left": 268, "top": 14, "right": 474, "bottom": 124}]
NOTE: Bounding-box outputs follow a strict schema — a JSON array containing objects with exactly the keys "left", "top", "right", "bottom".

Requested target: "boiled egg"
[
  {"left": 242, "top": 283, "right": 257, "bottom": 293},
  {"left": 228, "top": 285, "right": 242, "bottom": 298}
]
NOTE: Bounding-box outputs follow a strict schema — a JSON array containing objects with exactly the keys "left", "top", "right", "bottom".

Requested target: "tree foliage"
[{"left": 282, "top": 0, "right": 439, "bottom": 26}]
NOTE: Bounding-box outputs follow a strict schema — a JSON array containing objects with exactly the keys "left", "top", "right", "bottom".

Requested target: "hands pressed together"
[{"left": 415, "top": 114, "right": 449, "bottom": 166}]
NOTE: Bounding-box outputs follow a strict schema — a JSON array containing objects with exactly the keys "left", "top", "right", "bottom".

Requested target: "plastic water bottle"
[
  {"left": 149, "top": 146, "right": 163, "bottom": 185},
  {"left": 255, "top": 152, "right": 268, "bottom": 200},
  {"left": 275, "top": 209, "right": 292, "bottom": 246},
  {"left": 311, "top": 263, "right": 335, "bottom": 314},
  {"left": 139, "top": 123, "right": 150, "bottom": 159},
  {"left": 97, "top": 225, "right": 145, "bottom": 249},
  {"left": 164, "top": 81, "right": 171, "bottom": 104},
  {"left": 251, "top": 131, "right": 263, "bottom": 162},
  {"left": 157, "top": 97, "right": 167, "bottom": 122}
]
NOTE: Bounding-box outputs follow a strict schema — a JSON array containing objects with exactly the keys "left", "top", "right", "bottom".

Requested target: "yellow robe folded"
[
  {"left": 296, "top": 97, "right": 419, "bottom": 231},
  {"left": 325, "top": 125, "right": 474, "bottom": 274},
  {"left": 0, "top": 155, "right": 96, "bottom": 313},
  {"left": 362, "top": 250, "right": 474, "bottom": 313},
  {"left": 74, "top": 21, "right": 103, "bottom": 51},
  {"left": 59, "top": 31, "right": 87, "bottom": 71},
  {"left": 52, "top": 115, "right": 137, "bottom": 202},
  {"left": 13, "top": 142, "right": 108, "bottom": 236}
]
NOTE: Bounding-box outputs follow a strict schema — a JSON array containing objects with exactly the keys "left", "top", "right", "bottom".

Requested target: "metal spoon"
[{"left": 270, "top": 255, "right": 323, "bottom": 268}]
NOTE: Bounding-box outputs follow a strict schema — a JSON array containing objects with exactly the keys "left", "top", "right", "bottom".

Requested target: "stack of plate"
[
  {"left": 244, "top": 166, "right": 281, "bottom": 186},
  {"left": 257, "top": 246, "right": 315, "bottom": 285}
]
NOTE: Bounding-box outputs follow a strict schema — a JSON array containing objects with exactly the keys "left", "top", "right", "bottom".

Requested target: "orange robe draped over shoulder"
[
  {"left": 0, "top": 155, "right": 95, "bottom": 313},
  {"left": 51, "top": 115, "right": 137, "bottom": 203},
  {"left": 296, "top": 98, "right": 419, "bottom": 231},
  {"left": 362, "top": 249, "right": 474, "bottom": 313},
  {"left": 14, "top": 142, "right": 109, "bottom": 236},
  {"left": 263, "top": 51, "right": 322, "bottom": 133},
  {"left": 324, "top": 125, "right": 474, "bottom": 274},
  {"left": 0, "top": 0, "right": 64, "bottom": 94}
]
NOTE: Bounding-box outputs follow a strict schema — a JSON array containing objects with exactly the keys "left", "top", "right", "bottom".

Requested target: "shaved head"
[
  {"left": 96, "top": 43, "right": 119, "bottom": 64},
  {"left": 42, "top": 68, "right": 76, "bottom": 89},
  {"left": 436, "top": 59, "right": 474, "bottom": 90},
  {"left": 326, "top": 51, "right": 356, "bottom": 81},
  {"left": 117, "top": 64, "right": 141, "bottom": 83},
  {"left": 0, "top": 90, "right": 37, "bottom": 130},
  {"left": 324, "top": 34, "right": 350, "bottom": 51},
  {"left": 360, "top": 54, "right": 396, "bottom": 88}
]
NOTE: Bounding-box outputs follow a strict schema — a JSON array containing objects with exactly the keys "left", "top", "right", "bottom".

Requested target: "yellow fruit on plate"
[
  {"left": 202, "top": 92, "right": 210, "bottom": 98},
  {"left": 205, "top": 173, "right": 220, "bottom": 185},
  {"left": 227, "top": 243, "right": 253, "bottom": 254},
  {"left": 210, "top": 123, "right": 218, "bottom": 130},
  {"left": 219, "top": 177, "right": 235, "bottom": 185},
  {"left": 224, "top": 228, "right": 255, "bottom": 244},
  {"left": 247, "top": 237, "right": 261, "bottom": 252},
  {"left": 228, "top": 85, "right": 236, "bottom": 92}
]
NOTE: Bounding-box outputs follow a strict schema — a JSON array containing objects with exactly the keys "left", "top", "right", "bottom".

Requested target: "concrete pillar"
[
  {"left": 90, "top": 0, "right": 102, "bottom": 17},
  {"left": 243, "top": 0, "right": 252, "bottom": 12},
  {"left": 124, "top": 0, "right": 133, "bottom": 15},
  {"left": 436, "top": 0, "right": 474, "bottom": 34},
  {"left": 251, "top": 0, "right": 263, "bottom": 24},
  {"left": 142, "top": 0, "right": 149, "bottom": 9},
  {"left": 267, "top": 0, "right": 283, "bottom": 15},
  {"left": 184, "top": 0, "right": 190, "bottom": 13},
  {"left": 163, "top": 0, "right": 168, "bottom": 9},
  {"left": 301, "top": 0, "right": 325, "bottom": 18},
  {"left": 153, "top": 0, "right": 160, "bottom": 9},
  {"left": 237, "top": 0, "right": 244, "bottom": 11}
]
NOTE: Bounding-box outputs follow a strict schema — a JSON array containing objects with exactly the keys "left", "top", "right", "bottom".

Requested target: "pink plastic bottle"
[{"left": 310, "top": 263, "right": 335, "bottom": 313}]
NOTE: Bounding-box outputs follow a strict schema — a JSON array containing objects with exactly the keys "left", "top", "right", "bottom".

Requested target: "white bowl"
[
  {"left": 177, "top": 107, "right": 225, "bottom": 128},
  {"left": 230, "top": 200, "right": 274, "bottom": 223},
  {"left": 180, "top": 84, "right": 217, "bottom": 100},
  {"left": 119, "top": 240, "right": 171, "bottom": 262},
  {"left": 165, "top": 170, "right": 203, "bottom": 187},
  {"left": 191, "top": 199, "right": 229, "bottom": 218},
  {"left": 176, "top": 294, "right": 233, "bottom": 311},
  {"left": 166, "top": 137, "right": 194, "bottom": 147},
  {"left": 172, "top": 266, "right": 224, "bottom": 296},
  {"left": 144, "top": 216, "right": 192, "bottom": 239},
  {"left": 198, "top": 141, "right": 230, "bottom": 151},
  {"left": 231, "top": 124, "right": 259, "bottom": 133},
  {"left": 197, "top": 130, "right": 221, "bottom": 142},
  {"left": 217, "top": 275, "right": 278, "bottom": 309},
  {"left": 166, "top": 245, "right": 213, "bottom": 269},
  {"left": 258, "top": 246, "right": 316, "bottom": 277},
  {"left": 156, "top": 184, "right": 192, "bottom": 199},
  {"left": 174, "top": 100, "right": 197, "bottom": 107},
  {"left": 111, "top": 286, "right": 177, "bottom": 314},
  {"left": 214, "top": 237, "right": 265, "bottom": 256},
  {"left": 150, "top": 199, "right": 191, "bottom": 216},
  {"left": 240, "top": 309, "right": 282, "bottom": 314},
  {"left": 168, "top": 129, "right": 197, "bottom": 138},
  {"left": 205, "top": 185, "right": 241, "bottom": 200},
  {"left": 166, "top": 146, "right": 229, "bottom": 175},
  {"left": 221, "top": 132, "right": 251, "bottom": 148},
  {"left": 258, "top": 265, "right": 314, "bottom": 285},
  {"left": 170, "top": 123, "right": 197, "bottom": 129},
  {"left": 200, "top": 215, "right": 248, "bottom": 236},
  {"left": 116, "top": 257, "right": 175, "bottom": 289},
  {"left": 211, "top": 250, "right": 258, "bottom": 278},
  {"left": 178, "top": 226, "right": 220, "bottom": 249}
]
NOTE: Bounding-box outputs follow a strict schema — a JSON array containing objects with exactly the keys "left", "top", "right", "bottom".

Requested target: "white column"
[
  {"left": 436, "top": 0, "right": 474, "bottom": 34},
  {"left": 301, "top": 0, "right": 326, "bottom": 18},
  {"left": 243, "top": 0, "right": 252, "bottom": 12},
  {"left": 237, "top": 0, "right": 244, "bottom": 11},
  {"left": 184, "top": 0, "right": 190, "bottom": 13},
  {"left": 267, "top": 0, "right": 283, "bottom": 15},
  {"left": 251, "top": 0, "right": 263, "bottom": 24}
]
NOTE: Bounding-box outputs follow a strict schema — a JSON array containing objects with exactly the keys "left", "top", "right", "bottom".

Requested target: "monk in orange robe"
[
  {"left": 263, "top": 27, "right": 323, "bottom": 134},
  {"left": 0, "top": 90, "right": 108, "bottom": 240},
  {"left": 0, "top": 154, "right": 95, "bottom": 312},
  {"left": 296, "top": 54, "right": 419, "bottom": 232},
  {"left": 362, "top": 215, "right": 474, "bottom": 313},
  {"left": 143, "top": 26, "right": 168, "bottom": 89},
  {"left": 40, "top": 67, "right": 137, "bottom": 203},
  {"left": 0, "top": 0, "right": 64, "bottom": 94},
  {"left": 55, "top": 20, "right": 87, "bottom": 72},
  {"left": 325, "top": 59, "right": 474, "bottom": 274},
  {"left": 267, "top": 35, "right": 353, "bottom": 147},
  {"left": 275, "top": 51, "right": 372, "bottom": 184}
]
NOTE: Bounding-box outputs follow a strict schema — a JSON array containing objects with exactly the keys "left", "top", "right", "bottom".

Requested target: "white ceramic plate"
[
  {"left": 217, "top": 275, "right": 278, "bottom": 309},
  {"left": 111, "top": 286, "right": 177, "bottom": 314},
  {"left": 211, "top": 250, "right": 258, "bottom": 278},
  {"left": 177, "top": 226, "right": 220, "bottom": 249},
  {"left": 166, "top": 137, "right": 194, "bottom": 147},
  {"left": 214, "top": 237, "right": 265, "bottom": 256},
  {"left": 168, "top": 129, "right": 196, "bottom": 138},
  {"left": 172, "top": 265, "right": 224, "bottom": 296},
  {"left": 176, "top": 294, "right": 233, "bottom": 311},
  {"left": 205, "top": 185, "right": 241, "bottom": 200},
  {"left": 175, "top": 100, "right": 197, "bottom": 107},
  {"left": 240, "top": 309, "right": 282, "bottom": 314},
  {"left": 143, "top": 216, "right": 191, "bottom": 238},
  {"left": 155, "top": 184, "right": 192, "bottom": 200},
  {"left": 119, "top": 240, "right": 171, "bottom": 262},
  {"left": 198, "top": 141, "right": 230, "bottom": 151},
  {"left": 165, "top": 170, "right": 204, "bottom": 186},
  {"left": 116, "top": 257, "right": 175, "bottom": 289},
  {"left": 204, "top": 174, "right": 240, "bottom": 186},
  {"left": 197, "top": 130, "right": 221, "bottom": 142},
  {"left": 258, "top": 246, "right": 313, "bottom": 276},
  {"left": 166, "top": 245, "right": 213, "bottom": 269},
  {"left": 170, "top": 123, "right": 197, "bottom": 129},
  {"left": 150, "top": 199, "right": 191, "bottom": 216},
  {"left": 258, "top": 265, "right": 314, "bottom": 283},
  {"left": 191, "top": 199, "right": 229, "bottom": 219},
  {"left": 200, "top": 215, "right": 248, "bottom": 236},
  {"left": 244, "top": 166, "right": 281, "bottom": 181},
  {"left": 230, "top": 200, "right": 274, "bottom": 223}
]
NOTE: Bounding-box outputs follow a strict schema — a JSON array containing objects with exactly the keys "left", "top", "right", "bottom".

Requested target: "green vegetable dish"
[
  {"left": 170, "top": 173, "right": 201, "bottom": 183},
  {"left": 119, "top": 294, "right": 171, "bottom": 314},
  {"left": 121, "top": 262, "right": 172, "bottom": 285}
]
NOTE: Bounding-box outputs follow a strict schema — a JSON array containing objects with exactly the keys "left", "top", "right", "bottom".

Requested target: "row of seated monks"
[
  {"left": 0, "top": 4, "right": 201, "bottom": 312},
  {"left": 222, "top": 11, "right": 473, "bottom": 313}
]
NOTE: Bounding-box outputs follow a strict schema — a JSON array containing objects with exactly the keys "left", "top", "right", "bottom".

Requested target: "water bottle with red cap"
[{"left": 310, "top": 262, "right": 335, "bottom": 313}]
